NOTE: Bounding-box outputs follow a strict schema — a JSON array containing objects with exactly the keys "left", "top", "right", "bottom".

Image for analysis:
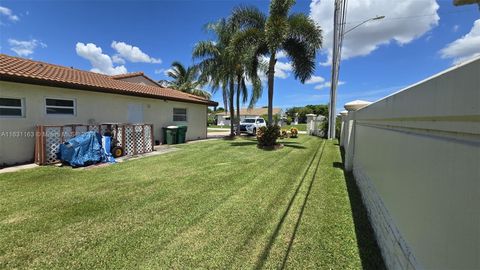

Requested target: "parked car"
[{"left": 239, "top": 117, "right": 267, "bottom": 135}]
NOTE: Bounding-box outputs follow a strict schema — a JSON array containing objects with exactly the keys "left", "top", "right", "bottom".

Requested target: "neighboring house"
[
  {"left": 0, "top": 54, "right": 217, "bottom": 166},
  {"left": 215, "top": 107, "right": 283, "bottom": 126}
]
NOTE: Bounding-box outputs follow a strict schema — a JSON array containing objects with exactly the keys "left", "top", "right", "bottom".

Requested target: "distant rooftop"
[{"left": 216, "top": 107, "right": 282, "bottom": 116}]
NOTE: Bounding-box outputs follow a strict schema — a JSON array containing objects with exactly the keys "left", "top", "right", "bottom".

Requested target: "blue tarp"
[{"left": 57, "top": 131, "right": 115, "bottom": 167}]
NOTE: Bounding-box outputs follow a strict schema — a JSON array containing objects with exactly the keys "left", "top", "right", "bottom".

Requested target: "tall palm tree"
[
  {"left": 193, "top": 19, "right": 237, "bottom": 136},
  {"left": 231, "top": 0, "right": 322, "bottom": 124},
  {"left": 232, "top": 50, "right": 264, "bottom": 134},
  {"left": 194, "top": 19, "right": 263, "bottom": 136},
  {"left": 166, "top": 61, "right": 212, "bottom": 99}
]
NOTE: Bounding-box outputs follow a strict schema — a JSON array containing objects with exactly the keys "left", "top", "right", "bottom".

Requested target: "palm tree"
[
  {"left": 193, "top": 19, "right": 263, "bottom": 136},
  {"left": 232, "top": 51, "right": 264, "bottom": 134},
  {"left": 193, "top": 19, "right": 237, "bottom": 136},
  {"left": 231, "top": 0, "right": 322, "bottom": 124},
  {"left": 165, "top": 61, "right": 212, "bottom": 99}
]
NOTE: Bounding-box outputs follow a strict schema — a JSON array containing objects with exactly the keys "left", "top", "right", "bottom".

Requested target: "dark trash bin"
[
  {"left": 177, "top": 125, "right": 188, "bottom": 143},
  {"left": 162, "top": 127, "right": 168, "bottom": 144},
  {"left": 165, "top": 126, "right": 178, "bottom": 144}
]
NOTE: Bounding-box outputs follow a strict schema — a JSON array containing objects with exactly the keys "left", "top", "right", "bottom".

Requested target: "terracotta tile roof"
[
  {"left": 216, "top": 107, "right": 282, "bottom": 116},
  {"left": 110, "top": 71, "right": 164, "bottom": 87},
  {"left": 0, "top": 54, "right": 217, "bottom": 106},
  {"left": 110, "top": 72, "right": 145, "bottom": 79}
]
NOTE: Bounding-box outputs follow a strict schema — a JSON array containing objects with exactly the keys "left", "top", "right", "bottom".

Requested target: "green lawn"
[
  {"left": 207, "top": 128, "right": 230, "bottom": 133},
  {"left": 281, "top": 123, "right": 307, "bottom": 131},
  {"left": 208, "top": 125, "right": 230, "bottom": 129},
  {"left": 0, "top": 136, "right": 384, "bottom": 269}
]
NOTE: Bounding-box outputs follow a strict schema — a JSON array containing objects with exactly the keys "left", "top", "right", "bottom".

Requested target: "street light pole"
[
  {"left": 327, "top": 10, "right": 385, "bottom": 140},
  {"left": 327, "top": 0, "right": 347, "bottom": 140},
  {"left": 343, "top": 16, "right": 385, "bottom": 36}
]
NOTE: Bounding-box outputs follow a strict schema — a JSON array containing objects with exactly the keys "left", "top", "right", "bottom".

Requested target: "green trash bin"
[
  {"left": 162, "top": 127, "right": 168, "bottom": 144},
  {"left": 166, "top": 126, "right": 178, "bottom": 144},
  {"left": 177, "top": 125, "right": 188, "bottom": 143}
]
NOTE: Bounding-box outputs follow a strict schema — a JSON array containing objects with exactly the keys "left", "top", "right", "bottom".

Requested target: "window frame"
[
  {"left": 173, "top": 108, "right": 187, "bottom": 122},
  {"left": 0, "top": 97, "right": 25, "bottom": 118},
  {"left": 45, "top": 97, "right": 76, "bottom": 116}
]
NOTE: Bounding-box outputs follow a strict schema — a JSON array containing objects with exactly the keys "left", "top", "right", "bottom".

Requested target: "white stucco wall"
[
  {"left": 0, "top": 81, "right": 208, "bottom": 165},
  {"left": 342, "top": 58, "right": 479, "bottom": 269}
]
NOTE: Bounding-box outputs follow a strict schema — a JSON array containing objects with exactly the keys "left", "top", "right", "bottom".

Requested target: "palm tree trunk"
[
  {"left": 267, "top": 54, "right": 276, "bottom": 125},
  {"left": 229, "top": 78, "right": 235, "bottom": 136},
  {"left": 223, "top": 88, "right": 228, "bottom": 113},
  {"left": 236, "top": 75, "right": 241, "bottom": 135}
]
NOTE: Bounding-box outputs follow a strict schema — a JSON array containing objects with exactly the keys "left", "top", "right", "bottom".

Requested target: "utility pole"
[
  {"left": 328, "top": 0, "right": 348, "bottom": 139},
  {"left": 327, "top": 0, "right": 384, "bottom": 140}
]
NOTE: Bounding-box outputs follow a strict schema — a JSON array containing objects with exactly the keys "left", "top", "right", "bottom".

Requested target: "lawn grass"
[
  {"left": 281, "top": 123, "right": 307, "bottom": 131},
  {"left": 0, "top": 136, "right": 384, "bottom": 269},
  {"left": 208, "top": 125, "right": 230, "bottom": 129},
  {"left": 207, "top": 129, "right": 230, "bottom": 133}
]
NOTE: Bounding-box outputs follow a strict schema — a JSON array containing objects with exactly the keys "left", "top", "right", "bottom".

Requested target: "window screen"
[
  {"left": 45, "top": 98, "right": 75, "bottom": 115},
  {"left": 0, "top": 98, "right": 24, "bottom": 117},
  {"left": 173, "top": 108, "right": 187, "bottom": 121}
]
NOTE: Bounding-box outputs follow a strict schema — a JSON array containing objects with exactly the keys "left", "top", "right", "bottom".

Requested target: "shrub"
[
  {"left": 319, "top": 120, "right": 328, "bottom": 138},
  {"left": 207, "top": 114, "right": 216, "bottom": 126},
  {"left": 257, "top": 125, "right": 281, "bottom": 147},
  {"left": 286, "top": 116, "right": 292, "bottom": 125},
  {"left": 290, "top": 127, "right": 298, "bottom": 138}
]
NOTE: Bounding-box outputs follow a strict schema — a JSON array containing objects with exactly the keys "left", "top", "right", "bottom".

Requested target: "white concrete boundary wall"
[{"left": 341, "top": 57, "right": 479, "bottom": 270}]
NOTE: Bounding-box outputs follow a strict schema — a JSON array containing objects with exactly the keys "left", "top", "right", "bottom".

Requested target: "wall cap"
[{"left": 345, "top": 100, "right": 372, "bottom": 111}]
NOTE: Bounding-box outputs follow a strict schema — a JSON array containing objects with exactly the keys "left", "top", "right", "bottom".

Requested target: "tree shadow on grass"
[
  {"left": 339, "top": 147, "right": 387, "bottom": 270},
  {"left": 281, "top": 142, "right": 307, "bottom": 149},
  {"left": 229, "top": 141, "right": 257, "bottom": 147},
  {"left": 254, "top": 141, "right": 325, "bottom": 270}
]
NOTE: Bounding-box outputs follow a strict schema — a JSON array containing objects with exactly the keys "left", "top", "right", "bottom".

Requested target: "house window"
[
  {"left": 45, "top": 98, "right": 75, "bottom": 115},
  {"left": 173, "top": 108, "right": 187, "bottom": 122},
  {"left": 0, "top": 97, "right": 24, "bottom": 117}
]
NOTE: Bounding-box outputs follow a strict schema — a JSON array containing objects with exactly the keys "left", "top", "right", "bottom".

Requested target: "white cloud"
[
  {"left": 260, "top": 56, "right": 292, "bottom": 79},
  {"left": 314, "top": 80, "right": 345, "bottom": 90},
  {"left": 111, "top": 41, "right": 161, "bottom": 64},
  {"left": 305, "top": 75, "right": 325, "bottom": 84},
  {"left": 310, "top": 0, "right": 439, "bottom": 65},
  {"left": 76, "top": 42, "right": 127, "bottom": 75},
  {"left": 276, "top": 50, "right": 288, "bottom": 59},
  {"left": 111, "top": 54, "right": 126, "bottom": 65},
  {"left": 245, "top": 55, "right": 293, "bottom": 86},
  {"left": 154, "top": 68, "right": 165, "bottom": 74},
  {"left": 274, "top": 60, "right": 292, "bottom": 78},
  {"left": 160, "top": 68, "right": 174, "bottom": 76},
  {"left": 8, "top": 39, "right": 46, "bottom": 56},
  {"left": 0, "top": 6, "right": 19, "bottom": 22},
  {"left": 440, "top": 19, "right": 480, "bottom": 65}
]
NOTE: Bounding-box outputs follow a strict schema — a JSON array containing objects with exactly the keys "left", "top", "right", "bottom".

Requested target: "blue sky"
[{"left": 1, "top": 0, "right": 479, "bottom": 113}]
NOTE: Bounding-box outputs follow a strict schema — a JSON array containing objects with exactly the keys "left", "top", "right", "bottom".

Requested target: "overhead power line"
[{"left": 345, "top": 8, "right": 478, "bottom": 25}]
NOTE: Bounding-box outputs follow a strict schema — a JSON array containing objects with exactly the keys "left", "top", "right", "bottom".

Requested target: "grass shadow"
[
  {"left": 339, "top": 147, "right": 387, "bottom": 270},
  {"left": 229, "top": 141, "right": 257, "bottom": 147},
  {"left": 254, "top": 141, "right": 324, "bottom": 270},
  {"left": 279, "top": 141, "right": 325, "bottom": 269},
  {"left": 332, "top": 161, "right": 343, "bottom": 168},
  {"left": 281, "top": 142, "right": 307, "bottom": 149}
]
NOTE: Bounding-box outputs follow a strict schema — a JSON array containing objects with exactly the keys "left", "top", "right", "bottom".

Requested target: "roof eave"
[{"left": 0, "top": 74, "right": 218, "bottom": 106}]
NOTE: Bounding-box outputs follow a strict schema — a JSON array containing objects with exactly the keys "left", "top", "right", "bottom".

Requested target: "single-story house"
[
  {"left": 0, "top": 54, "right": 217, "bottom": 166},
  {"left": 215, "top": 107, "right": 283, "bottom": 126}
]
